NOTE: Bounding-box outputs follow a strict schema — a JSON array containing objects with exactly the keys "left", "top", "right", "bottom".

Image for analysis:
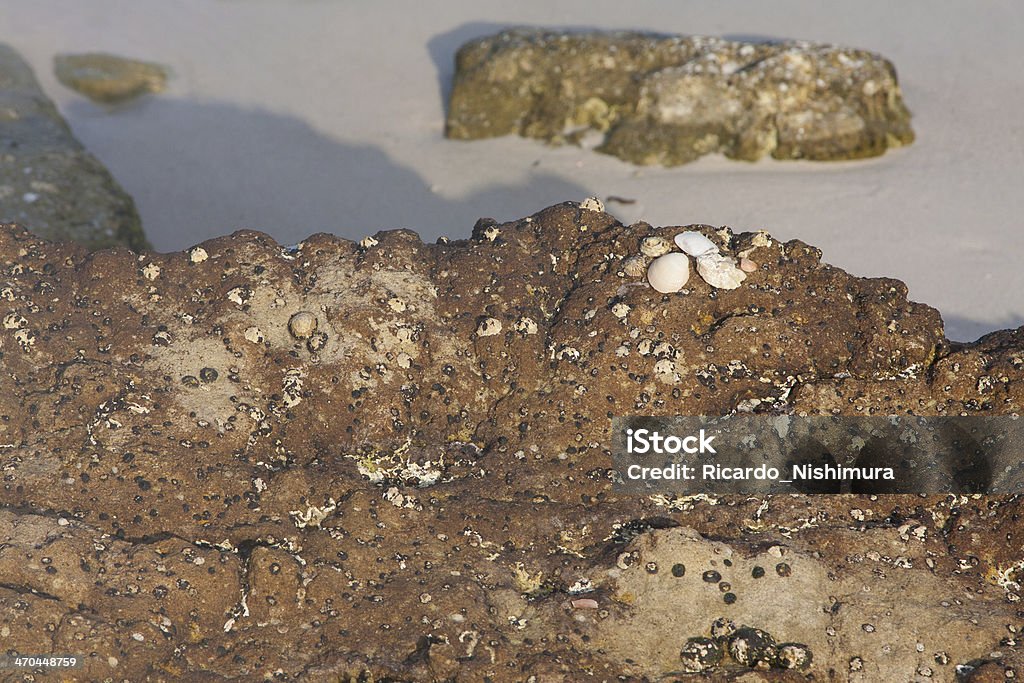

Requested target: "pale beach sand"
[{"left": 3, "top": 0, "right": 1022, "bottom": 341}]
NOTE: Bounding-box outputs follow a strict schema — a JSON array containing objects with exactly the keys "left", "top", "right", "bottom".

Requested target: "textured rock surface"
[
  {"left": 446, "top": 29, "right": 915, "bottom": 165},
  {"left": 1, "top": 203, "right": 1022, "bottom": 681},
  {"left": 0, "top": 44, "right": 147, "bottom": 251},
  {"left": 54, "top": 52, "right": 168, "bottom": 105}
]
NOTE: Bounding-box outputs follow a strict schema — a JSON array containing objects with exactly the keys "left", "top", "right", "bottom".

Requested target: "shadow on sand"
[{"left": 65, "top": 97, "right": 590, "bottom": 253}]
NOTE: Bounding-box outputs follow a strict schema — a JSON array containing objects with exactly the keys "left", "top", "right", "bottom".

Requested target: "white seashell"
[
  {"left": 646, "top": 253, "right": 690, "bottom": 293},
  {"left": 640, "top": 235, "right": 672, "bottom": 258},
  {"left": 621, "top": 254, "right": 650, "bottom": 277},
  {"left": 695, "top": 252, "right": 747, "bottom": 290},
  {"left": 674, "top": 231, "right": 718, "bottom": 257},
  {"left": 580, "top": 196, "right": 605, "bottom": 212}
]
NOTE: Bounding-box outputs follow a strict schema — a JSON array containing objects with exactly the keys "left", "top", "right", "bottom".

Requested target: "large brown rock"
[
  {"left": 446, "top": 29, "right": 915, "bottom": 165},
  {"left": 0, "top": 204, "right": 1021, "bottom": 680}
]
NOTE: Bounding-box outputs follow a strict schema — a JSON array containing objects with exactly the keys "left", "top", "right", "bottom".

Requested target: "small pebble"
[
  {"left": 739, "top": 257, "right": 758, "bottom": 273},
  {"left": 671, "top": 563, "right": 686, "bottom": 577},
  {"left": 751, "top": 566, "right": 765, "bottom": 579},
  {"left": 571, "top": 598, "right": 599, "bottom": 609}
]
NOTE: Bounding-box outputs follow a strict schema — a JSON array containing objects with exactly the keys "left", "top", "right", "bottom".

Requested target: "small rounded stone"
[
  {"left": 671, "top": 563, "right": 686, "bottom": 578},
  {"left": 723, "top": 592, "right": 737, "bottom": 605},
  {"left": 288, "top": 311, "right": 318, "bottom": 339},
  {"left": 751, "top": 566, "right": 766, "bottom": 579}
]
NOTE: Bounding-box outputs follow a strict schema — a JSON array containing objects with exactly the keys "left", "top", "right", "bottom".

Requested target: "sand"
[{"left": 4, "top": 0, "right": 1022, "bottom": 341}]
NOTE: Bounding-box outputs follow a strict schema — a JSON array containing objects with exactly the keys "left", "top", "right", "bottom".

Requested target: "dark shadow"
[
  {"left": 426, "top": 21, "right": 509, "bottom": 113},
  {"left": 784, "top": 438, "right": 842, "bottom": 494},
  {"left": 850, "top": 436, "right": 925, "bottom": 494},
  {"left": 63, "top": 97, "right": 590, "bottom": 253},
  {"left": 937, "top": 422, "right": 993, "bottom": 494},
  {"left": 941, "top": 314, "right": 1024, "bottom": 345},
  {"left": 719, "top": 33, "right": 792, "bottom": 45}
]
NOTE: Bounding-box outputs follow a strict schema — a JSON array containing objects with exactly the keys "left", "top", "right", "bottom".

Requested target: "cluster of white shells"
[{"left": 621, "top": 230, "right": 754, "bottom": 293}]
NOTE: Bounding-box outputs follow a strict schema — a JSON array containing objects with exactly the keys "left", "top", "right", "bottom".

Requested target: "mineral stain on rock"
[
  {"left": 54, "top": 52, "right": 168, "bottom": 104},
  {"left": 446, "top": 29, "right": 915, "bottom": 165}
]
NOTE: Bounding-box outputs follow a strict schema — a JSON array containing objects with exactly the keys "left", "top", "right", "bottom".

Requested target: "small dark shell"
[
  {"left": 710, "top": 617, "right": 737, "bottom": 640},
  {"left": 728, "top": 627, "right": 778, "bottom": 667},
  {"left": 775, "top": 642, "right": 813, "bottom": 670},
  {"left": 679, "top": 636, "right": 723, "bottom": 673}
]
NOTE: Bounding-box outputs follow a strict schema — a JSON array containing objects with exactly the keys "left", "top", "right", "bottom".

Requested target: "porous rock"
[
  {"left": 1, "top": 203, "right": 1022, "bottom": 681},
  {"left": 447, "top": 29, "right": 914, "bottom": 165},
  {"left": 0, "top": 44, "right": 148, "bottom": 250}
]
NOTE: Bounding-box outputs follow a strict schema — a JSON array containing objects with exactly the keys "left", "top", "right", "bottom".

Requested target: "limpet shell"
[
  {"left": 640, "top": 235, "right": 672, "bottom": 258},
  {"left": 646, "top": 252, "right": 690, "bottom": 293},
  {"left": 621, "top": 254, "right": 650, "bottom": 277},
  {"left": 288, "top": 311, "right": 318, "bottom": 339},
  {"left": 696, "top": 252, "right": 747, "bottom": 290},
  {"left": 674, "top": 231, "right": 718, "bottom": 257}
]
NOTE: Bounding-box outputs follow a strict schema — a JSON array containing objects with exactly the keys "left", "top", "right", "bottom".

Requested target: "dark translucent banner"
[{"left": 611, "top": 416, "right": 1024, "bottom": 494}]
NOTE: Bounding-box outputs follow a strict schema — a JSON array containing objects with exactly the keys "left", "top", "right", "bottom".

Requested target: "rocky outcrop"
[
  {"left": 1, "top": 204, "right": 1021, "bottom": 681},
  {"left": 0, "top": 44, "right": 147, "bottom": 250},
  {"left": 446, "top": 29, "right": 915, "bottom": 165},
  {"left": 54, "top": 53, "right": 168, "bottom": 105}
]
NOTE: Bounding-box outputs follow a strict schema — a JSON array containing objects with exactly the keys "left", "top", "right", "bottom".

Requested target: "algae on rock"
[{"left": 446, "top": 29, "right": 915, "bottom": 165}]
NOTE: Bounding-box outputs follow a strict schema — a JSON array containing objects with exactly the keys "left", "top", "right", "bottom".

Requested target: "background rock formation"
[
  {"left": 0, "top": 44, "right": 147, "bottom": 251},
  {"left": 446, "top": 29, "right": 915, "bottom": 165},
  {"left": 54, "top": 52, "right": 168, "bottom": 105},
  {"left": 1, "top": 204, "right": 1021, "bottom": 680}
]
